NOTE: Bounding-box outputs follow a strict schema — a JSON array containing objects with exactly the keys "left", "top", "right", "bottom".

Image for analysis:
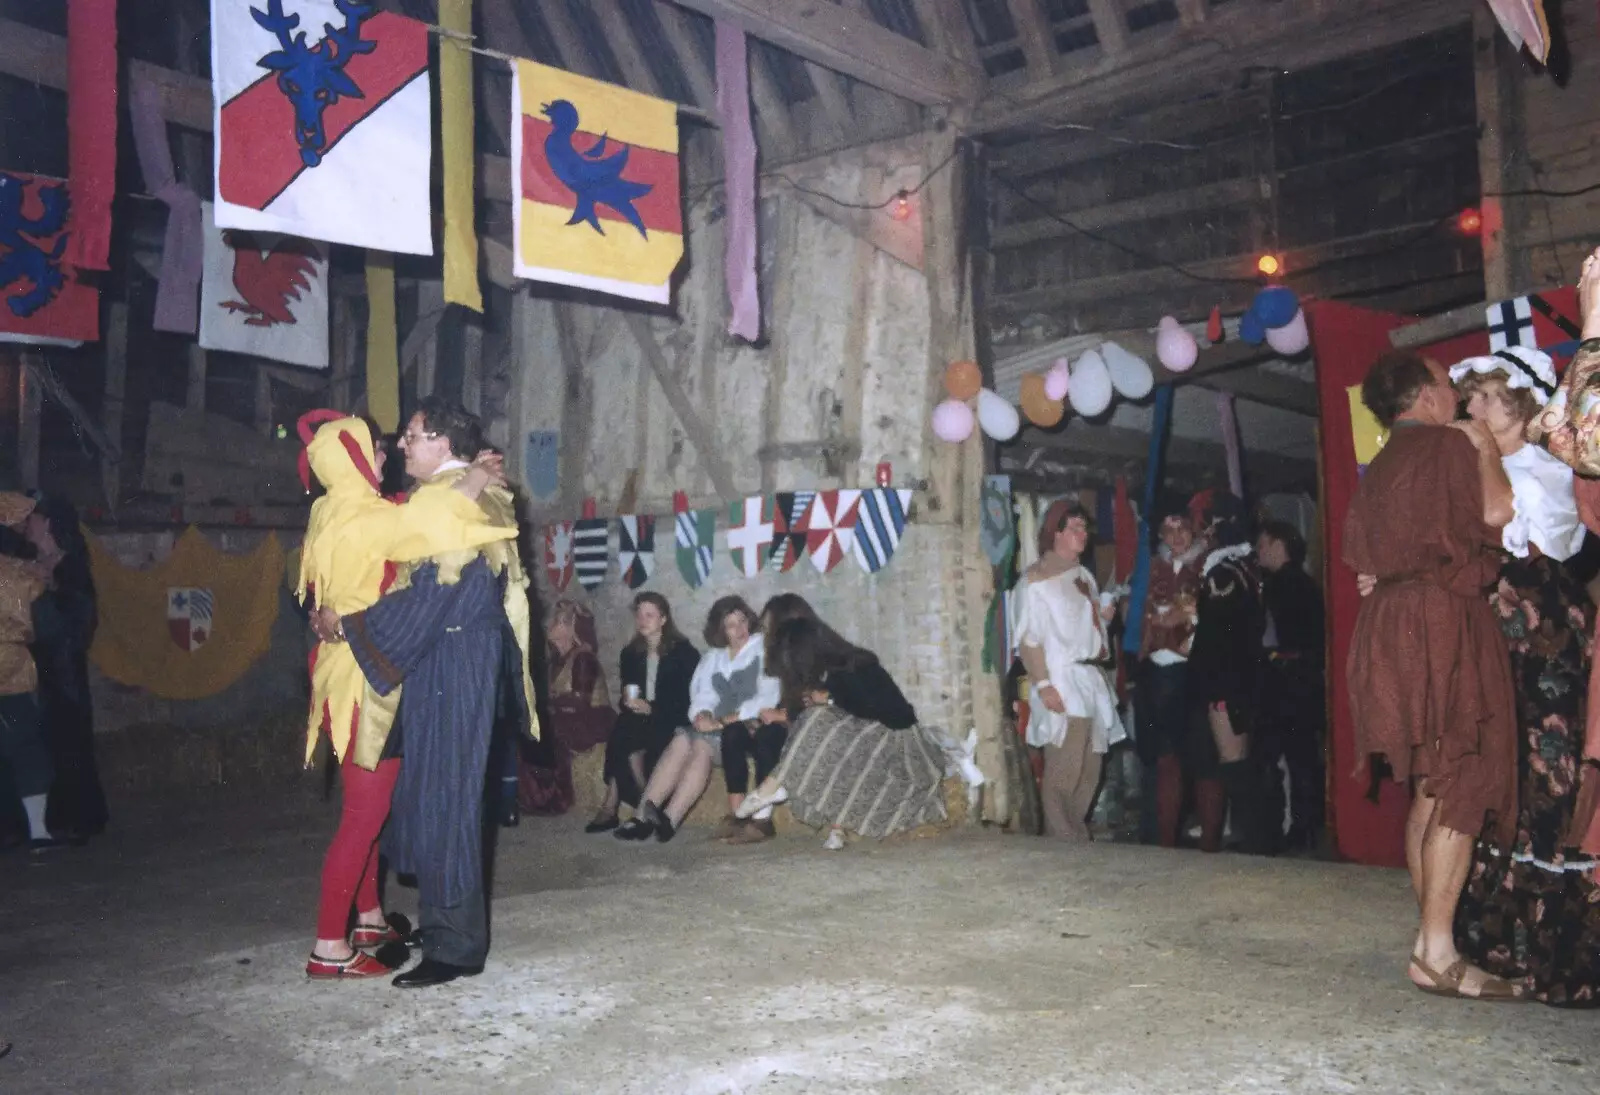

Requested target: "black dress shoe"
[
  {"left": 392, "top": 958, "right": 481, "bottom": 988},
  {"left": 613, "top": 818, "right": 655, "bottom": 841},
  {"left": 640, "top": 801, "right": 676, "bottom": 843},
  {"left": 585, "top": 814, "right": 620, "bottom": 834}
]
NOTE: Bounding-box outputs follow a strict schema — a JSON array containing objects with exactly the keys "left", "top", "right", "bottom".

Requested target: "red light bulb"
[
  {"left": 1457, "top": 207, "right": 1483, "bottom": 235},
  {"left": 889, "top": 192, "right": 913, "bottom": 222}
]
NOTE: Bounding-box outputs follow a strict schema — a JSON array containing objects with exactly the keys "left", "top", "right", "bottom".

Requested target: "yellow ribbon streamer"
[
  {"left": 365, "top": 253, "right": 400, "bottom": 433},
  {"left": 440, "top": 0, "right": 482, "bottom": 312}
]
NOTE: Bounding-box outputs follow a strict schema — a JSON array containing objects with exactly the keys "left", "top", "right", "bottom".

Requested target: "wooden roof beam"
[
  {"left": 1006, "top": 0, "right": 1059, "bottom": 80},
  {"left": 1085, "top": 0, "right": 1129, "bottom": 57},
  {"left": 659, "top": 0, "right": 980, "bottom": 105}
]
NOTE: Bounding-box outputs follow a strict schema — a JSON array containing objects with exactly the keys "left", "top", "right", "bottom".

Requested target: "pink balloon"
[
  {"left": 1156, "top": 316, "right": 1199, "bottom": 372},
  {"left": 1044, "top": 359, "right": 1070, "bottom": 401},
  {"left": 931, "top": 398, "right": 975, "bottom": 443}
]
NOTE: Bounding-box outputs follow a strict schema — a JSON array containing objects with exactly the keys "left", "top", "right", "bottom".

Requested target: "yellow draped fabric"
[
  {"left": 296, "top": 417, "right": 518, "bottom": 768},
  {"left": 1346, "top": 385, "right": 1389, "bottom": 467},
  {"left": 387, "top": 469, "right": 541, "bottom": 757},
  {"left": 440, "top": 0, "right": 481, "bottom": 312},
  {"left": 365, "top": 254, "right": 400, "bottom": 432},
  {"left": 88, "top": 528, "right": 284, "bottom": 701}
]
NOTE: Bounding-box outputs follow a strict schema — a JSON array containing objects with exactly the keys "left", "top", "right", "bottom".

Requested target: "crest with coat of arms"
[{"left": 167, "top": 587, "right": 214, "bottom": 652}]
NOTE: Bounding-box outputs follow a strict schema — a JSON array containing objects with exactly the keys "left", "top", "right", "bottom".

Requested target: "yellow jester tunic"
[
  {"left": 384, "top": 467, "right": 541, "bottom": 761},
  {"left": 295, "top": 420, "right": 516, "bottom": 769}
]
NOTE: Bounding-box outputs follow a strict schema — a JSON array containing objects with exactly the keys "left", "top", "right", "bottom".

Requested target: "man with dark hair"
[
  {"left": 316, "top": 401, "right": 538, "bottom": 988},
  {"left": 1344, "top": 352, "right": 1524, "bottom": 1000},
  {"left": 1256, "top": 519, "right": 1325, "bottom": 851}
]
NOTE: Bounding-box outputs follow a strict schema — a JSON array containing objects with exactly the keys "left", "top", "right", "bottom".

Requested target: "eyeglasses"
[{"left": 399, "top": 429, "right": 439, "bottom": 446}]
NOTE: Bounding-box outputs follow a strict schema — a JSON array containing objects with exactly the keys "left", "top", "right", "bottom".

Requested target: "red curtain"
[{"left": 66, "top": 0, "right": 118, "bottom": 271}]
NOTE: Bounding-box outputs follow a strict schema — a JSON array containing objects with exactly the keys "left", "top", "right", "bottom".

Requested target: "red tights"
[{"left": 315, "top": 757, "right": 401, "bottom": 940}]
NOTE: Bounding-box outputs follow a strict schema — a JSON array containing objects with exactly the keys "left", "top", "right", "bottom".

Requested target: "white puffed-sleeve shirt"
[
  {"left": 1013, "top": 565, "right": 1123, "bottom": 753},
  {"left": 1501, "top": 443, "right": 1586, "bottom": 562}
]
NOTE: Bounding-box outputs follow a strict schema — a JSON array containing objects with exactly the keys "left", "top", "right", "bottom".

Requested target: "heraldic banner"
[
  {"left": 199, "top": 203, "right": 330, "bottom": 369},
  {"left": 511, "top": 59, "right": 684, "bottom": 303},
  {"left": 211, "top": 0, "right": 433, "bottom": 255},
  {"left": 0, "top": 171, "right": 99, "bottom": 345},
  {"left": 88, "top": 529, "right": 284, "bottom": 701}
]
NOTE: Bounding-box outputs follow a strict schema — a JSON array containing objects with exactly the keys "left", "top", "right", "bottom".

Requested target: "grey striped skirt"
[{"left": 771, "top": 706, "right": 948, "bottom": 839}]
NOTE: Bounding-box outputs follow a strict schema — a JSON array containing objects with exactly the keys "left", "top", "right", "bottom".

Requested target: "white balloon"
[
  {"left": 1155, "top": 315, "right": 1199, "bottom": 372},
  {"left": 1265, "top": 309, "right": 1310, "bottom": 356},
  {"left": 975, "top": 388, "right": 1021, "bottom": 441},
  {"left": 1101, "top": 341, "right": 1154, "bottom": 400},
  {"left": 1070, "top": 350, "right": 1113, "bottom": 417}
]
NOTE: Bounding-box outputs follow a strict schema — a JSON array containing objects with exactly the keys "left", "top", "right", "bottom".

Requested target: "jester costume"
[{"left": 295, "top": 413, "right": 514, "bottom": 978}]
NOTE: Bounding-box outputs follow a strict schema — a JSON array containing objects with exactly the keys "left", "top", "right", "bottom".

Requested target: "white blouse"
[
  {"left": 686, "top": 634, "right": 781, "bottom": 725},
  {"left": 1013, "top": 565, "right": 1124, "bottom": 753},
  {"left": 1502, "top": 444, "right": 1585, "bottom": 562}
]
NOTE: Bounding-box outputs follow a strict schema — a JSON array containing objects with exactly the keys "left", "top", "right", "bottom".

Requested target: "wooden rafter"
[
  {"left": 652, "top": 3, "right": 719, "bottom": 108},
  {"left": 977, "top": 0, "right": 1467, "bottom": 132},
  {"left": 659, "top": 0, "right": 979, "bottom": 105},
  {"left": 1173, "top": 0, "right": 1207, "bottom": 28},
  {"left": 914, "top": 0, "right": 981, "bottom": 65},
  {"left": 1085, "top": 0, "right": 1129, "bottom": 57},
  {"left": 1005, "top": 0, "right": 1058, "bottom": 79},
  {"left": 589, "top": 0, "right": 664, "bottom": 94}
]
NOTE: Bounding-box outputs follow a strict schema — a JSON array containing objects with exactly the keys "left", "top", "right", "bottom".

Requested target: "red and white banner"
[
  {"left": 802, "top": 489, "right": 862, "bottom": 574},
  {"left": 544, "top": 522, "right": 575, "bottom": 592},
  {"left": 0, "top": 171, "right": 99, "bottom": 346},
  {"left": 211, "top": 0, "right": 432, "bottom": 254},
  {"left": 199, "top": 203, "right": 329, "bottom": 369}
]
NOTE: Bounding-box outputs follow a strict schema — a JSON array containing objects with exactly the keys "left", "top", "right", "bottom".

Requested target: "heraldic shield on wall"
[
  {"left": 0, "top": 171, "right": 99, "bottom": 346},
  {"left": 199, "top": 202, "right": 330, "bottom": 369},
  {"left": 211, "top": 0, "right": 433, "bottom": 255},
  {"left": 511, "top": 59, "right": 684, "bottom": 304}
]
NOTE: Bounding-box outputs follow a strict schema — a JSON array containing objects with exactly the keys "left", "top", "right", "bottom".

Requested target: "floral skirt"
[{"left": 1454, "top": 554, "right": 1600, "bottom": 1007}]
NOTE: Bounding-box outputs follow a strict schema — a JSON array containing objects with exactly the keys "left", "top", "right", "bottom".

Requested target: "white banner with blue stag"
[{"left": 210, "top": 0, "right": 433, "bottom": 254}]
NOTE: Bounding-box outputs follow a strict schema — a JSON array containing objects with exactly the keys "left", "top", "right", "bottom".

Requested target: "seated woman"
[
  {"left": 616, "top": 595, "right": 780, "bottom": 844},
  {"left": 519, "top": 598, "right": 614, "bottom": 817},
  {"left": 587, "top": 592, "right": 699, "bottom": 833},
  {"left": 24, "top": 494, "right": 107, "bottom": 841},
  {"left": 737, "top": 609, "right": 946, "bottom": 850}
]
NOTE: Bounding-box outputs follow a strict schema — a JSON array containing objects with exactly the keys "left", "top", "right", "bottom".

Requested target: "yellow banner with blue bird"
[{"left": 511, "top": 60, "right": 683, "bottom": 304}]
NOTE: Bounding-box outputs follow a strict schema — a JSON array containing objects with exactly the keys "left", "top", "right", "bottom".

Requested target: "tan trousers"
[{"left": 1040, "top": 717, "right": 1102, "bottom": 841}]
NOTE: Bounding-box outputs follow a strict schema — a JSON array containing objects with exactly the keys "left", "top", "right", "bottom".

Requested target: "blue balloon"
[
  {"left": 1239, "top": 309, "right": 1266, "bottom": 345},
  {"left": 1253, "top": 286, "right": 1300, "bottom": 329}
]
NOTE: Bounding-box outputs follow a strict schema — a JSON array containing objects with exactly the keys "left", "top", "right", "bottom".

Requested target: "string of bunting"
[{"left": 541, "top": 484, "right": 915, "bottom": 595}]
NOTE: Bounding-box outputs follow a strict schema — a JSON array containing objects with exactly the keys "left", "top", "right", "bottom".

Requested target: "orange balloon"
[
  {"left": 944, "top": 359, "right": 982, "bottom": 402},
  {"left": 1020, "top": 373, "right": 1064, "bottom": 428}
]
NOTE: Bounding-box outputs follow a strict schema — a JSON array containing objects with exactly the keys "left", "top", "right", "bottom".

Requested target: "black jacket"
[
  {"left": 619, "top": 638, "right": 701, "bottom": 733},
  {"left": 824, "top": 661, "right": 918, "bottom": 730}
]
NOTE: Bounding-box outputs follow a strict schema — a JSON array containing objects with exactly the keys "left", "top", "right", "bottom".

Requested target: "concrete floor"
[{"left": 2, "top": 786, "right": 1596, "bottom": 1095}]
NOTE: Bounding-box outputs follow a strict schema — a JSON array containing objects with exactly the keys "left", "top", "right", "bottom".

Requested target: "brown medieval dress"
[{"left": 1343, "top": 422, "right": 1518, "bottom": 846}]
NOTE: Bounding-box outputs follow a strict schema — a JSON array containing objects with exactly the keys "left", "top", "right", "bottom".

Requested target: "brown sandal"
[{"left": 1408, "top": 957, "right": 1527, "bottom": 1002}]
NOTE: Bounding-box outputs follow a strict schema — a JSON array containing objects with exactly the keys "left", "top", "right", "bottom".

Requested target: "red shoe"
[
  {"left": 350, "top": 912, "right": 413, "bottom": 950},
  {"left": 306, "top": 951, "right": 395, "bottom": 979}
]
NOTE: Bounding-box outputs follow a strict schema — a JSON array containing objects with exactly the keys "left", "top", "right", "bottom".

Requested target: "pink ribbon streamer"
[
  {"left": 1215, "top": 390, "right": 1244, "bottom": 497},
  {"left": 714, "top": 22, "right": 761, "bottom": 342},
  {"left": 129, "top": 76, "right": 203, "bottom": 334}
]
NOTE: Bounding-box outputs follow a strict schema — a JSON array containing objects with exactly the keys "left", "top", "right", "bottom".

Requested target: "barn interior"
[{"left": 3, "top": 1, "right": 1600, "bottom": 1091}]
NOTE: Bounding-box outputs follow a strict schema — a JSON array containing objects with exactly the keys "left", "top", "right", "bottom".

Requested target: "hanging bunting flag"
[
  {"left": 0, "top": 172, "right": 99, "bottom": 346},
  {"left": 211, "top": 0, "right": 433, "bottom": 254},
  {"left": 510, "top": 59, "right": 684, "bottom": 303},
  {"left": 364, "top": 252, "right": 398, "bottom": 431},
  {"left": 853, "top": 488, "right": 912, "bottom": 574},
  {"left": 714, "top": 21, "right": 760, "bottom": 341},
  {"left": 439, "top": 0, "right": 481, "bottom": 311},
  {"left": 199, "top": 202, "right": 329, "bottom": 369},
  {"left": 770, "top": 491, "right": 816, "bottom": 573},
  {"left": 543, "top": 521, "right": 574, "bottom": 592},
  {"left": 675, "top": 508, "right": 716, "bottom": 589},
  {"left": 573, "top": 516, "right": 609, "bottom": 591},
  {"left": 617, "top": 515, "right": 656, "bottom": 589},
  {"left": 802, "top": 489, "right": 862, "bottom": 574},
  {"left": 1484, "top": 0, "right": 1551, "bottom": 63},
  {"left": 129, "top": 75, "right": 203, "bottom": 334},
  {"left": 1486, "top": 288, "right": 1581, "bottom": 364},
  {"left": 727, "top": 496, "right": 774, "bottom": 579},
  {"left": 979, "top": 476, "right": 1014, "bottom": 567},
  {"left": 66, "top": 0, "right": 118, "bottom": 272}
]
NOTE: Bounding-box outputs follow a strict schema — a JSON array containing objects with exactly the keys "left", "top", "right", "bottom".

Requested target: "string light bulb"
[
  {"left": 889, "top": 191, "right": 913, "bottom": 222},
  {"left": 1256, "top": 253, "right": 1282, "bottom": 277},
  {"left": 1457, "top": 207, "right": 1484, "bottom": 235}
]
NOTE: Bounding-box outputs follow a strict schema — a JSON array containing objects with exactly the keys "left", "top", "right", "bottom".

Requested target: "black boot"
[{"left": 1219, "top": 760, "right": 1273, "bottom": 856}]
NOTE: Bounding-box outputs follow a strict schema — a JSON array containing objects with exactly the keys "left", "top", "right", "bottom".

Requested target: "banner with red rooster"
[
  {"left": 199, "top": 202, "right": 329, "bottom": 369},
  {"left": 210, "top": 0, "right": 432, "bottom": 255}
]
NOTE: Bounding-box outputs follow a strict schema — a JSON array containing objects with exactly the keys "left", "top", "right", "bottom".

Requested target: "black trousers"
[
  {"left": 720, "top": 721, "right": 788, "bottom": 795},
  {"left": 419, "top": 879, "right": 486, "bottom": 969},
  {"left": 1260, "top": 657, "right": 1326, "bottom": 840},
  {"left": 604, "top": 711, "right": 673, "bottom": 807},
  {"left": 0, "top": 693, "right": 52, "bottom": 800}
]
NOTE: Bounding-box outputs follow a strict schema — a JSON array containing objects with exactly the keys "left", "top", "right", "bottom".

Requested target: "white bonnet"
[{"left": 1448, "top": 345, "right": 1559, "bottom": 407}]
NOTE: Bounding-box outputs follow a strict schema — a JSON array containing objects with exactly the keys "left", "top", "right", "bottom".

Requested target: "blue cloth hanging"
[{"left": 1122, "top": 384, "right": 1174, "bottom": 655}]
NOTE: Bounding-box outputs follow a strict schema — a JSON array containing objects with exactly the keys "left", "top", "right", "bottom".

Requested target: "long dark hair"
[
  {"left": 29, "top": 494, "right": 98, "bottom": 647},
  {"left": 626, "top": 591, "right": 686, "bottom": 654},
  {"left": 765, "top": 617, "right": 878, "bottom": 714}
]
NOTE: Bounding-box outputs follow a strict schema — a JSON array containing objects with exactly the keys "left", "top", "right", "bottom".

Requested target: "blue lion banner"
[{"left": 0, "top": 172, "right": 98, "bottom": 346}]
